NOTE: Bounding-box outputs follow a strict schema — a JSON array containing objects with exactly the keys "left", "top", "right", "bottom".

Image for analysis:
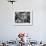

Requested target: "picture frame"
[{"left": 14, "top": 10, "right": 33, "bottom": 26}]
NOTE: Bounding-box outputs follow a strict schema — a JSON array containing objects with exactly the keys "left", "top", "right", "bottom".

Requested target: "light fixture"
[{"left": 8, "top": 0, "right": 16, "bottom": 4}]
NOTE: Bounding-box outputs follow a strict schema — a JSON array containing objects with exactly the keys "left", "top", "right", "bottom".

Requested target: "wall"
[{"left": 0, "top": 0, "right": 46, "bottom": 41}]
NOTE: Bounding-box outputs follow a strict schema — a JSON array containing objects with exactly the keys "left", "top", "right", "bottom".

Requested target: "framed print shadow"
[{"left": 14, "top": 10, "right": 33, "bottom": 26}]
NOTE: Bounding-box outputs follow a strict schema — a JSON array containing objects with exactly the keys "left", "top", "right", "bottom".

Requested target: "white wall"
[{"left": 0, "top": 0, "right": 46, "bottom": 41}]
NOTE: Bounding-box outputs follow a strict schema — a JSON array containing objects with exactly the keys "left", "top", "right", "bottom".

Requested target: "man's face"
[{"left": 20, "top": 13, "right": 27, "bottom": 20}]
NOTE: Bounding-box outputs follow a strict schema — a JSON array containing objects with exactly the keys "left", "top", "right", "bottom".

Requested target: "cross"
[{"left": 8, "top": 0, "right": 16, "bottom": 4}]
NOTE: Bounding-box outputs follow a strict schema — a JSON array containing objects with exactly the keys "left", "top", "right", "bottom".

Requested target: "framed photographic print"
[{"left": 14, "top": 10, "right": 33, "bottom": 26}]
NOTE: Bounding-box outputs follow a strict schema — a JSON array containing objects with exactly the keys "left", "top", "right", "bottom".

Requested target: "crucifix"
[{"left": 8, "top": 0, "right": 16, "bottom": 4}]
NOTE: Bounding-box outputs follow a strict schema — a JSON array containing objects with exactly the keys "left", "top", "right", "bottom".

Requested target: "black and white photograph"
[{"left": 15, "top": 11, "right": 32, "bottom": 26}]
